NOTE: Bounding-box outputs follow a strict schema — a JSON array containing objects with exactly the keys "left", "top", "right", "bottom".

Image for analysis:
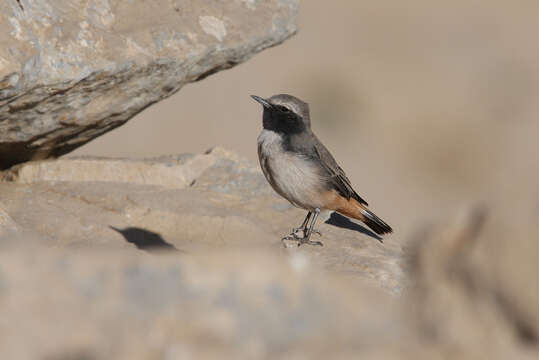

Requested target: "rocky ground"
[
  {"left": 0, "top": 148, "right": 537, "bottom": 359},
  {"left": 0, "top": 148, "right": 405, "bottom": 292},
  {"left": 1, "top": 1, "right": 538, "bottom": 358}
]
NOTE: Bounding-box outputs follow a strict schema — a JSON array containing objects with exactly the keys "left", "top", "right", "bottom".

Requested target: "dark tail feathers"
[{"left": 362, "top": 209, "right": 393, "bottom": 235}]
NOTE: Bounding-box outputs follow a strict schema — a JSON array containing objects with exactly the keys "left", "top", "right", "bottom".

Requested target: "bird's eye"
[{"left": 280, "top": 106, "right": 290, "bottom": 113}]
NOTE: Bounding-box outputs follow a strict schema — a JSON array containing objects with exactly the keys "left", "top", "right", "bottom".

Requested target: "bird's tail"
[
  {"left": 360, "top": 208, "right": 392, "bottom": 235},
  {"left": 336, "top": 199, "right": 393, "bottom": 235}
]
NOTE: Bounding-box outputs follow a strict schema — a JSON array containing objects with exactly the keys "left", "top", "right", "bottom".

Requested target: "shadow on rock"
[
  {"left": 325, "top": 212, "right": 383, "bottom": 242},
  {"left": 110, "top": 226, "right": 179, "bottom": 252}
]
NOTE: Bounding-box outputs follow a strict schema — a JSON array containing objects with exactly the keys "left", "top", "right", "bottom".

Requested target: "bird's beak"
[{"left": 250, "top": 95, "right": 272, "bottom": 109}]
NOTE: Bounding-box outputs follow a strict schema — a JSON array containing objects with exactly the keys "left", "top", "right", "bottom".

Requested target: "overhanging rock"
[{"left": 0, "top": 0, "right": 298, "bottom": 169}]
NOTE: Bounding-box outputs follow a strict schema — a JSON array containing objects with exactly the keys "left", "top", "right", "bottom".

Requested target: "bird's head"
[{"left": 251, "top": 94, "right": 311, "bottom": 134}]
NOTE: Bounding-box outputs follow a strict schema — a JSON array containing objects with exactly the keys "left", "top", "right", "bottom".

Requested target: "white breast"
[{"left": 257, "top": 130, "right": 326, "bottom": 210}]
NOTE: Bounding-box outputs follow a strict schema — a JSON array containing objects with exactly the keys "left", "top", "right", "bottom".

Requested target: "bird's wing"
[{"left": 312, "top": 137, "right": 368, "bottom": 206}]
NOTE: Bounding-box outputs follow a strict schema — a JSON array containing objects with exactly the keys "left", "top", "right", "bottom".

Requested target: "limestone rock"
[
  {"left": 406, "top": 207, "right": 539, "bottom": 358},
  {"left": 0, "top": 201, "right": 18, "bottom": 235},
  {"left": 0, "top": 149, "right": 538, "bottom": 359},
  {"left": 0, "top": 0, "right": 298, "bottom": 169},
  {"left": 0, "top": 148, "right": 406, "bottom": 293},
  {"left": 0, "top": 249, "right": 407, "bottom": 360},
  {"left": 4, "top": 147, "right": 232, "bottom": 188}
]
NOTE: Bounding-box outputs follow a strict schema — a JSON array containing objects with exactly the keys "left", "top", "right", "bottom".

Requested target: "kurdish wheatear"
[{"left": 252, "top": 94, "right": 392, "bottom": 246}]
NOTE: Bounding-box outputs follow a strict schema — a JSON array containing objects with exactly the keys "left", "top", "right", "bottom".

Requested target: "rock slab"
[
  {"left": 0, "top": 147, "right": 406, "bottom": 293},
  {"left": 0, "top": 149, "right": 538, "bottom": 359},
  {"left": 0, "top": 0, "right": 298, "bottom": 169}
]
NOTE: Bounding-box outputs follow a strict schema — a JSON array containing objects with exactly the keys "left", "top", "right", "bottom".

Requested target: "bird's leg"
[
  {"left": 282, "top": 211, "right": 312, "bottom": 243},
  {"left": 292, "top": 211, "right": 312, "bottom": 237},
  {"left": 299, "top": 208, "right": 323, "bottom": 246},
  {"left": 306, "top": 209, "right": 322, "bottom": 237}
]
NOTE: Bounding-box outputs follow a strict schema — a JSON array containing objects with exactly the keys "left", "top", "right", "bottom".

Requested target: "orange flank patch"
[{"left": 321, "top": 190, "right": 366, "bottom": 222}]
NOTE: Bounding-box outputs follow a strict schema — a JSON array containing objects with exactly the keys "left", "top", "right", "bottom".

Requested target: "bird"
[{"left": 251, "top": 93, "right": 392, "bottom": 246}]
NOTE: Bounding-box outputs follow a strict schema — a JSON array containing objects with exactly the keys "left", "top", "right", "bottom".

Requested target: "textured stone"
[
  {"left": 0, "top": 249, "right": 407, "bottom": 360},
  {"left": 406, "top": 207, "right": 539, "bottom": 358},
  {"left": 0, "top": 148, "right": 406, "bottom": 292},
  {"left": 0, "top": 201, "right": 18, "bottom": 235},
  {"left": 4, "top": 147, "right": 229, "bottom": 188},
  {"left": 0, "top": 0, "right": 298, "bottom": 169},
  {"left": 0, "top": 149, "right": 538, "bottom": 359}
]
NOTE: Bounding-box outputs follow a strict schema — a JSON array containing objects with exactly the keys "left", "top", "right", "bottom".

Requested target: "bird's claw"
[
  {"left": 292, "top": 228, "right": 321, "bottom": 237},
  {"left": 282, "top": 228, "right": 324, "bottom": 247},
  {"left": 282, "top": 232, "right": 302, "bottom": 242},
  {"left": 311, "top": 229, "right": 322, "bottom": 237},
  {"left": 297, "top": 238, "right": 323, "bottom": 247}
]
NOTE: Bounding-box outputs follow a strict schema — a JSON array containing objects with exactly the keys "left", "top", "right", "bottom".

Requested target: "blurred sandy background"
[{"left": 74, "top": 0, "right": 539, "bottom": 238}]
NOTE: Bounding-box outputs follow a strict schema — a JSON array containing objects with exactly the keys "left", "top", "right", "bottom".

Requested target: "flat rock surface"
[
  {"left": 0, "top": 249, "right": 409, "bottom": 360},
  {"left": 0, "top": 0, "right": 297, "bottom": 168},
  {"left": 1, "top": 149, "right": 538, "bottom": 359},
  {"left": 0, "top": 147, "right": 405, "bottom": 293}
]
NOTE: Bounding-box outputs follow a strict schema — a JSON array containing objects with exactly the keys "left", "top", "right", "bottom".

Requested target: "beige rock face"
[
  {"left": 7, "top": 148, "right": 227, "bottom": 188},
  {"left": 0, "top": 200, "right": 18, "bottom": 235},
  {"left": 0, "top": 0, "right": 298, "bottom": 169},
  {"left": 0, "top": 149, "right": 538, "bottom": 359},
  {"left": 0, "top": 249, "right": 406, "bottom": 360},
  {"left": 0, "top": 147, "right": 406, "bottom": 292}
]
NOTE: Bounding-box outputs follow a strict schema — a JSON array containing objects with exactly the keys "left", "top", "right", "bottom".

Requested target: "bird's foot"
[
  {"left": 282, "top": 237, "right": 323, "bottom": 247},
  {"left": 291, "top": 228, "right": 322, "bottom": 237},
  {"left": 311, "top": 228, "right": 322, "bottom": 237},
  {"left": 282, "top": 231, "right": 302, "bottom": 242},
  {"left": 294, "top": 228, "right": 307, "bottom": 240},
  {"left": 282, "top": 227, "right": 323, "bottom": 247},
  {"left": 297, "top": 228, "right": 323, "bottom": 246},
  {"left": 297, "top": 237, "right": 323, "bottom": 247}
]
